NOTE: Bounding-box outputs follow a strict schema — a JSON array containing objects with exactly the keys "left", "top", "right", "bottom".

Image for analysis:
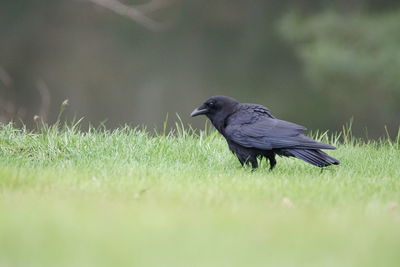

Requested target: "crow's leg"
[
  {"left": 249, "top": 156, "right": 258, "bottom": 170},
  {"left": 237, "top": 155, "right": 258, "bottom": 170},
  {"left": 235, "top": 150, "right": 258, "bottom": 170},
  {"left": 268, "top": 154, "right": 276, "bottom": 171},
  {"left": 236, "top": 154, "right": 247, "bottom": 167}
]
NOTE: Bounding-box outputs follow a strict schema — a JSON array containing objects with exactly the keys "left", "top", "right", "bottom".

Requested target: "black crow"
[{"left": 191, "top": 96, "right": 339, "bottom": 170}]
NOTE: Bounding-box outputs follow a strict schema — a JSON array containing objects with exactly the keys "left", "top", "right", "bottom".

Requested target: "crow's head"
[{"left": 191, "top": 96, "right": 239, "bottom": 128}]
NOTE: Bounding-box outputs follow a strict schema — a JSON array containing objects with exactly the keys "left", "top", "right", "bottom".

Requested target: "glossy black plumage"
[{"left": 191, "top": 96, "right": 339, "bottom": 170}]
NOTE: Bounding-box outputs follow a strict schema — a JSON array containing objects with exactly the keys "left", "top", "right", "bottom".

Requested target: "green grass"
[{"left": 0, "top": 122, "right": 399, "bottom": 267}]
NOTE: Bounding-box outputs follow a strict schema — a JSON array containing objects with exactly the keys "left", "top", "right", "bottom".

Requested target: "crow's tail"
[{"left": 284, "top": 148, "right": 340, "bottom": 167}]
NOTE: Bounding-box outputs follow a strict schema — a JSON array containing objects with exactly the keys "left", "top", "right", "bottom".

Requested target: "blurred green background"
[{"left": 0, "top": 0, "right": 399, "bottom": 137}]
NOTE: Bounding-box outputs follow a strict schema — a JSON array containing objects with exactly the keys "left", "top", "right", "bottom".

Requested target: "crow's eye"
[{"left": 208, "top": 102, "right": 215, "bottom": 107}]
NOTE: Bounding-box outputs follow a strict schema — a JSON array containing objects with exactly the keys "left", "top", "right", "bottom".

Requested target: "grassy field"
[{"left": 0, "top": 122, "right": 399, "bottom": 267}]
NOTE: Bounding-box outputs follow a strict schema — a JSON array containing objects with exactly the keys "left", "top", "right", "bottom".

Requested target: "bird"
[{"left": 191, "top": 95, "right": 339, "bottom": 170}]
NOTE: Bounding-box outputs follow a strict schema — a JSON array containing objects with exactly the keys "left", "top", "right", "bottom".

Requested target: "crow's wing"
[
  {"left": 225, "top": 117, "right": 335, "bottom": 150},
  {"left": 241, "top": 104, "right": 276, "bottom": 119},
  {"left": 231, "top": 104, "right": 275, "bottom": 124}
]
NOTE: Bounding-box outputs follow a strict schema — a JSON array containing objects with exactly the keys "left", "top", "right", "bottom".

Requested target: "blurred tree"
[
  {"left": 279, "top": 11, "right": 400, "bottom": 137},
  {"left": 0, "top": 0, "right": 399, "bottom": 137}
]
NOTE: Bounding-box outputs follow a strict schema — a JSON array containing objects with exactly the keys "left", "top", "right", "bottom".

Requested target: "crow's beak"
[{"left": 190, "top": 105, "right": 209, "bottom": 117}]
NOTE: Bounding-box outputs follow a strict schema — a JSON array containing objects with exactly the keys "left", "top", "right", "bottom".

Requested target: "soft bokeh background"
[{"left": 1, "top": 0, "right": 399, "bottom": 137}]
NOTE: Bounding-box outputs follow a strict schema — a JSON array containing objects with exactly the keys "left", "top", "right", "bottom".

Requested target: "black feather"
[{"left": 285, "top": 149, "right": 340, "bottom": 167}]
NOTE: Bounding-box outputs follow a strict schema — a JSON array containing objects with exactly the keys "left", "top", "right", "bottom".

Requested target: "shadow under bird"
[{"left": 191, "top": 96, "right": 339, "bottom": 170}]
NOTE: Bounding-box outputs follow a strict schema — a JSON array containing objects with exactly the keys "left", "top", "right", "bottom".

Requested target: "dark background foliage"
[{"left": 1, "top": 0, "right": 399, "bottom": 137}]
